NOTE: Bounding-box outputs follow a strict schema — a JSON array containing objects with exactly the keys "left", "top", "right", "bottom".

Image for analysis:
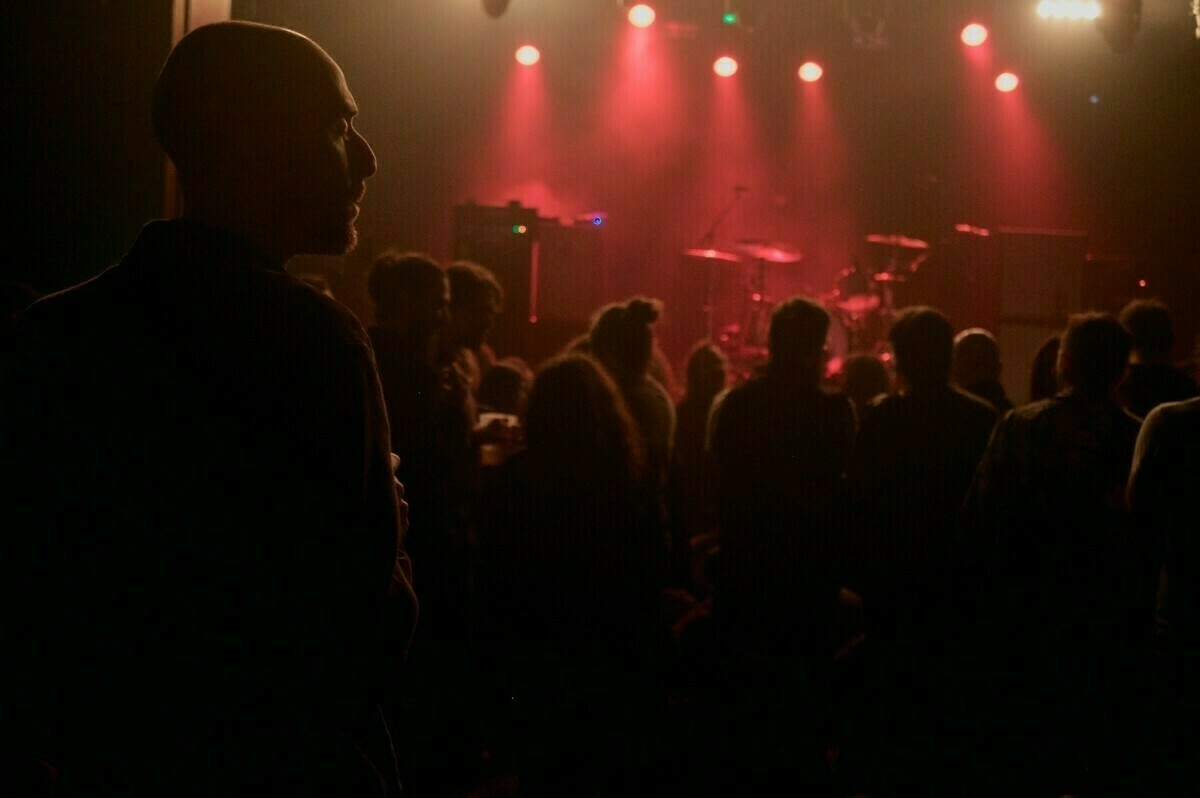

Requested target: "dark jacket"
[{"left": 3, "top": 219, "right": 416, "bottom": 794}]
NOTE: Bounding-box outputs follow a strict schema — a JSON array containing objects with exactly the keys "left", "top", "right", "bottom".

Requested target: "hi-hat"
[
  {"left": 865, "top": 233, "right": 929, "bottom": 250},
  {"left": 735, "top": 239, "right": 803, "bottom": 263},
  {"left": 683, "top": 247, "right": 742, "bottom": 263}
]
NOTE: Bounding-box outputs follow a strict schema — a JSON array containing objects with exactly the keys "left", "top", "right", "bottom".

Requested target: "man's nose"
[{"left": 352, "top": 129, "right": 378, "bottom": 180}]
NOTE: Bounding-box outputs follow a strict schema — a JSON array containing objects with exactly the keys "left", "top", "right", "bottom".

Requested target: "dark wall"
[{"left": 10, "top": 2, "right": 172, "bottom": 292}]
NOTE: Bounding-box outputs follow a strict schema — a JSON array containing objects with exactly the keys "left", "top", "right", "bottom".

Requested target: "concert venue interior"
[
  {"left": 9, "top": 3, "right": 1200, "bottom": 796},
  {"left": 12, "top": 1, "right": 1200, "bottom": 394}
]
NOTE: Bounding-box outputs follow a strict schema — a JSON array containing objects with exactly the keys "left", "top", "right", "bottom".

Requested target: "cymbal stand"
[
  {"left": 740, "top": 257, "right": 772, "bottom": 355},
  {"left": 693, "top": 187, "right": 747, "bottom": 339}
]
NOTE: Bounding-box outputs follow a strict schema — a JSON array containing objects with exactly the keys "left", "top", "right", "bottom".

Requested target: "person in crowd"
[
  {"left": 846, "top": 306, "right": 997, "bottom": 793},
  {"left": 963, "top": 312, "right": 1143, "bottom": 794},
  {"left": 477, "top": 353, "right": 665, "bottom": 794},
  {"left": 366, "top": 251, "right": 474, "bottom": 594},
  {"left": 1118, "top": 298, "right": 1198, "bottom": 418},
  {"left": 588, "top": 296, "right": 676, "bottom": 491},
  {"left": 841, "top": 351, "right": 892, "bottom": 419},
  {"left": 851, "top": 308, "right": 997, "bottom": 591},
  {"left": 366, "top": 251, "right": 478, "bottom": 792},
  {"left": 1128, "top": 391, "right": 1200, "bottom": 792},
  {"left": 477, "top": 355, "right": 532, "bottom": 420},
  {"left": 1029, "top": 333, "right": 1061, "bottom": 402},
  {"left": 952, "top": 327, "right": 1014, "bottom": 414},
  {"left": 445, "top": 259, "right": 503, "bottom": 395},
  {"left": 709, "top": 297, "right": 856, "bottom": 651},
  {"left": 3, "top": 21, "right": 415, "bottom": 796},
  {"left": 705, "top": 297, "right": 855, "bottom": 790},
  {"left": 666, "top": 341, "right": 728, "bottom": 589}
]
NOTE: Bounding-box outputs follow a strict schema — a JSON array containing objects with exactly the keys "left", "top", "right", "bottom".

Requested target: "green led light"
[{"left": 723, "top": 12, "right": 738, "bottom": 24}]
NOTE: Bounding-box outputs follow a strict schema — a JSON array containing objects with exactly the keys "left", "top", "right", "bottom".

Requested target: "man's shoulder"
[
  {"left": 948, "top": 385, "right": 1000, "bottom": 422},
  {"left": 12, "top": 266, "right": 123, "bottom": 351},
  {"left": 271, "top": 270, "right": 370, "bottom": 349},
  {"left": 1144, "top": 396, "right": 1200, "bottom": 436}
]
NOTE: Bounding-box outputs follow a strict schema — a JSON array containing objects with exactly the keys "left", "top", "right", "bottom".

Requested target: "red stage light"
[
  {"left": 713, "top": 56, "right": 738, "bottom": 77},
  {"left": 798, "top": 62, "right": 823, "bottom": 82},
  {"left": 961, "top": 23, "right": 988, "bottom": 46},
  {"left": 628, "top": 4, "right": 656, "bottom": 28},
  {"left": 515, "top": 45, "right": 540, "bottom": 66},
  {"left": 995, "top": 72, "right": 1019, "bottom": 92}
]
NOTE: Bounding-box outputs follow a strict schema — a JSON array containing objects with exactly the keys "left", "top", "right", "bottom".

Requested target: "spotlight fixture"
[
  {"left": 961, "top": 23, "right": 989, "bottom": 46},
  {"left": 713, "top": 56, "right": 739, "bottom": 77},
  {"left": 627, "top": 4, "right": 656, "bottom": 27},
  {"left": 798, "top": 62, "right": 823, "bottom": 82},
  {"left": 1036, "top": 1, "right": 1101, "bottom": 20},
  {"left": 995, "top": 72, "right": 1020, "bottom": 92},
  {"left": 482, "top": 0, "right": 511, "bottom": 18},
  {"left": 515, "top": 45, "right": 540, "bottom": 66}
]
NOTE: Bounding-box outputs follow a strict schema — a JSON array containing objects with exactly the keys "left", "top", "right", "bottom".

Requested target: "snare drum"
[{"left": 835, "top": 267, "right": 881, "bottom": 315}]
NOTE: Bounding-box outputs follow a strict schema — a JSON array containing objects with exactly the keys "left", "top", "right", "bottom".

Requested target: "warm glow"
[
  {"left": 1036, "top": 1, "right": 1102, "bottom": 20},
  {"left": 713, "top": 56, "right": 739, "bottom": 77},
  {"left": 961, "top": 23, "right": 989, "bottom": 46},
  {"left": 996, "top": 72, "right": 1020, "bottom": 92},
  {"left": 515, "top": 45, "right": 540, "bottom": 66},
  {"left": 798, "top": 62, "right": 823, "bottom": 82},
  {"left": 628, "top": 4, "right": 656, "bottom": 28}
]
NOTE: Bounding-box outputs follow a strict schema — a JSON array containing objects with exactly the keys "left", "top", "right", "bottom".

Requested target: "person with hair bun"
[{"left": 588, "top": 296, "right": 676, "bottom": 492}]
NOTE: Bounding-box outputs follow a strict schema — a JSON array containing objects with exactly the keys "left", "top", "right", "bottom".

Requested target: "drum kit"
[{"left": 681, "top": 232, "right": 930, "bottom": 370}]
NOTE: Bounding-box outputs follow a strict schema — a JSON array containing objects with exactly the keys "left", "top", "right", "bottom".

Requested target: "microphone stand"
[{"left": 693, "top": 186, "right": 747, "bottom": 339}]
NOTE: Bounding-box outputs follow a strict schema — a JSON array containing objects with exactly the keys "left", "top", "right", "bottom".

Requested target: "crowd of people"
[{"left": 4, "top": 19, "right": 1200, "bottom": 798}]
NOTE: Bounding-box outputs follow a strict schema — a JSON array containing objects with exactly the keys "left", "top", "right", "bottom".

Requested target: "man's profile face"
[
  {"left": 411, "top": 277, "right": 451, "bottom": 341},
  {"left": 267, "top": 46, "right": 377, "bottom": 256},
  {"left": 452, "top": 295, "right": 500, "bottom": 349}
]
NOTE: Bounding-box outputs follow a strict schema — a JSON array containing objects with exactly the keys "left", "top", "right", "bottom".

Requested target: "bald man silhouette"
[{"left": 5, "top": 22, "right": 415, "bottom": 796}]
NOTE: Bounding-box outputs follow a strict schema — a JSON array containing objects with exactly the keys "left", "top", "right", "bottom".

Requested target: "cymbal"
[
  {"left": 735, "top": 239, "right": 803, "bottom": 264},
  {"left": 682, "top": 248, "right": 742, "bottom": 263},
  {"left": 865, "top": 233, "right": 929, "bottom": 250},
  {"left": 872, "top": 271, "right": 909, "bottom": 283}
]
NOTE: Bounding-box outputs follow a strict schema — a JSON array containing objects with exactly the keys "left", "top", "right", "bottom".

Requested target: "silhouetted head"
[
  {"left": 842, "top": 352, "right": 891, "bottom": 409},
  {"left": 524, "top": 354, "right": 645, "bottom": 484},
  {"left": 889, "top": 306, "right": 954, "bottom": 390},
  {"left": 1057, "top": 312, "right": 1131, "bottom": 395},
  {"left": 1119, "top": 298, "right": 1175, "bottom": 363},
  {"left": 1030, "top": 334, "right": 1062, "bottom": 402},
  {"left": 684, "top": 341, "right": 729, "bottom": 402},
  {"left": 479, "top": 357, "right": 533, "bottom": 419},
  {"left": 767, "top": 296, "right": 830, "bottom": 383},
  {"left": 447, "top": 261, "right": 504, "bottom": 349},
  {"left": 367, "top": 251, "right": 448, "bottom": 337},
  {"left": 152, "top": 22, "right": 377, "bottom": 260},
  {"left": 953, "top": 327, "right": 1002, "bottom": 388},
  {"left": 589, "top": 296, "right": 663, "bottom": 385}
]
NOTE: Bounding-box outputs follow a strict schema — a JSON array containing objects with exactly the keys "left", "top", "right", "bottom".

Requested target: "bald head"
[
  {"left": 153, "top": 22, "right": 377, "bottom": 260},
  {"left": 154, "top": 23, "right": 331, "bottom": 176}
]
